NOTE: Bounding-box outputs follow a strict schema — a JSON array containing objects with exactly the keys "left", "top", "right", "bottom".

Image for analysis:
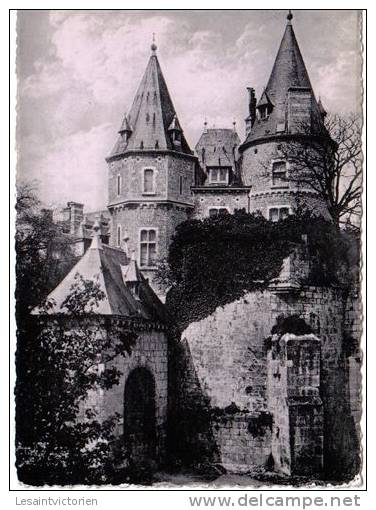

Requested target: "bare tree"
[{"left": 273, "top": 113, "right": 362, "bottom": 229}]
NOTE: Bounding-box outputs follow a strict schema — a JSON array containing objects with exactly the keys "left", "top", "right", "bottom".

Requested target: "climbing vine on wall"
[{"left": 160, "top": 210, "right": 359, "bottom": 330}]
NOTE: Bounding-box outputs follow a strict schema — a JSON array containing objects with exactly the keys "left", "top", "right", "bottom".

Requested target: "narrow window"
[
  {"left": 140, "top": 229, "right": 157, "bottom": 267},
  {"left": 272, "top": 161, "right": 287, "bottom": 187},
  {"left": 179, "top": 175, "right": 183, "bottom": 195},
  {"left": 117, "top": 225, "right": 122, "bottom": 247},
  {"left": 279, "top": 207, "right": 290, "bottom": 220},
  {"left": 269, "top": 208, "right": 279, "bottom": 222},
  {"left": 117, "top": 174, "right": 121, "bottom": 196},
  {"left": 143, "top": 168, "right": 155, "bottom": 194},
  {"left": 259, "top": 106, "right": 269, "bottom": 119},
  {"left": 219, "top": 168, "right": 228, "bottom": 182}
]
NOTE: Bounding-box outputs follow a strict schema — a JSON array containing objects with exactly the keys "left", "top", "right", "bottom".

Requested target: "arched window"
[
  {"left": 124, "top": 367, "right": 156, "bottom": 462},
  {"left": 143, "top": 168, "right": 155, "bottom": 194},
  {"left": 140, "top": 229, "right": 157, "bottom": 267}
]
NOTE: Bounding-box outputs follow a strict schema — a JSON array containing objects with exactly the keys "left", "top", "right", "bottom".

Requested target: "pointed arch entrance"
[{"left": 124, "top": 367, "right": 157, "bottom": 463}]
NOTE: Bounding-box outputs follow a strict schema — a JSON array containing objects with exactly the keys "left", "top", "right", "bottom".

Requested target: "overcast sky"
[{"left": 16, "top": 9, "right": 362, "bottom": 211}]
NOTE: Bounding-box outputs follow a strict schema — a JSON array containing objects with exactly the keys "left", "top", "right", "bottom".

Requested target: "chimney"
[
  {"left": 67, "top": 201, "right": 84, "bottom": 235},
  {"left": 245, "top": 87, "right": 257, "bottom": 136}
]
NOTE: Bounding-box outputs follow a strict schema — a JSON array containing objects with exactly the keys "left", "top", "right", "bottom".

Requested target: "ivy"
[{"left": 161, "top": 210, "right": 359, "bottom": 331}]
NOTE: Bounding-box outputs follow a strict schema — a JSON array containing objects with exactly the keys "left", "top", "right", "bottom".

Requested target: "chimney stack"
[
  {"left": 67, "top": 201, "right": 84, "bottom": 235},
  {"left": 245, "top": 87, "right": 257, "bottom": 135},
  {"left": 247, "top": 87, "right": 257, "bottom": 125}
]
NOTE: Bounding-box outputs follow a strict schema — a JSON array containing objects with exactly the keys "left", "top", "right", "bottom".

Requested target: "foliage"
[
  {"left": 161, "top": 211, "right": 359, "bottom": 330},
  {"left": 276, "top": 113, "right": 362, "bottom": 228},
  {"left": 16, "top": 276, "right": 139, "bottom": 485},
  {"left": 15, "top": 182, "right": 78, "bottom": 318},
  {"left": 15, "top": 183, "right": 139, "bottom": 485}
]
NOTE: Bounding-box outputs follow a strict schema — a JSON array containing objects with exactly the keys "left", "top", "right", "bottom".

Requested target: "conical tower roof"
[
  {"left": 242, "top": 11, "right": 324, "bottom": 147},
  {"left": 261, "top": 12, "right": 312, "bottom": 108},
  {"left": 108, "top": 42, "right": 192, "bottom": 159}
]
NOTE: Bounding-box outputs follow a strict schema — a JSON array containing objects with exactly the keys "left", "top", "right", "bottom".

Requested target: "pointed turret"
[
  {"left": 108, "top": 41, "right": 192, "bottom": 159},
  {"left": 242, "top": 10, "right": 323, "bottom": 146},
  {"left": 239, "top": 11, "right": 332, "bottom": 222}
]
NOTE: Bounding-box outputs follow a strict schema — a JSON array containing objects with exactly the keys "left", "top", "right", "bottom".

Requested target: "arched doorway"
[{"left": 124, "top": 367, "right": 157, "bottom": 464}]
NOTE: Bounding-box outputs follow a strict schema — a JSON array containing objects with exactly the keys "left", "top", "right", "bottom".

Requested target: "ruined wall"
[
  {"left": 173, "top": 286, "right": 360, "bottom": 477},
  {"left": 267, "top": 334, "right": 323, "bottom": 475}
]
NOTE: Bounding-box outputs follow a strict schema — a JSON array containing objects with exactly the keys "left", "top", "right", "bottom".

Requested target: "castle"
[{"left": 35, "top": 12, "right": 361, "bottom": 482}]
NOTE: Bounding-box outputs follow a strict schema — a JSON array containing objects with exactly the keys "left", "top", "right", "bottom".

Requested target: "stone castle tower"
[
  {"left": 105, "top": 12, "right": 333, "bottom": 297},
  {"left": 34, "top": 11, "right": 361, "bottom": 481},
  {"left": 106, "top": 40, "right": 197, "bottom": 291},
  {"left": 239, "top": 10, "right": 330, "bottom": 221}
]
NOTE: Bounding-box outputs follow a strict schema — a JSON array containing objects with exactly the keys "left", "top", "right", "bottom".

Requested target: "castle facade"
[
  {"left": 105, "top": 12, "right": 330, "bottom": 297},
  {"left": 35, "top": 12, "right": 361, "bottom": 483}
]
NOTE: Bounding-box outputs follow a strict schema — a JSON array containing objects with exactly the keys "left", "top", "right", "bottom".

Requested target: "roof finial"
[
  {"left": 204, "top": 118, "right": 208, "bottom": 132},
  {"left": 233, "top": 119, "right": 237, "bottom": 131},
  {"left": 151, "top": 33, "right": 157, "bottom": 54},
  {"left": 287, "top": 10, "right": 293, "bottom": 24}
]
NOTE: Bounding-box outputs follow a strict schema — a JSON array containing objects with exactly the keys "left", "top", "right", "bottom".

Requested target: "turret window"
[
  {"left": 117, "top": 174, "right": 121, "bottom": 196},
  {"left": 209, "top": 167, "right": 229, "bottom": 185},
  {"left": 140, "top": 229, "right": 157, "bottom": 267},
  {"left": 272, "top": 161, "right": 288, "bottom": 187},
  {"left": 143, "top": 168, "right": 155, "bottom": 194},
  {"left": 117, "top": 224, "right": 122, "bottom": 247},
  {"left": 179, "top": 175, "right": 183, "bottom": 195},
  {"left": 268, "top": 206, "right": 290, "bottom": 222}
]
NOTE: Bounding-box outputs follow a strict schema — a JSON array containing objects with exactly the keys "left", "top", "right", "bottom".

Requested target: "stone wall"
[
  {"left": 192, "top": 191, "right": 249, "bottom": 219},
  {"left": 83, "top": 324, "right": 169, "bottom": 466},
  {"left": 109, "top": 203, "right": 190, "bottom": 297},
  {"left": 241, "top": 140, "right": 330, "bottom": 219},
  {"left": 172, "top": 286, "right": 360, "bottom": 477},
  {"left": 267, "top": 334, "right": 323, "bottom": 475},
  {"left": 108, "top": 152, "right": 195, "bottom": 207}
]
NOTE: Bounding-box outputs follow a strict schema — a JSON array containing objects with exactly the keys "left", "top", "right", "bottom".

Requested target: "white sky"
[{"left": 16, "top": 9, "right": 362, "bottom": 211}]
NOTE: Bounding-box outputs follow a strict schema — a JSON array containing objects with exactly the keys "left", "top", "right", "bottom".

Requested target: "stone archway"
[{"left": 124, "top": 367, "right": 157, "bottom": 464}]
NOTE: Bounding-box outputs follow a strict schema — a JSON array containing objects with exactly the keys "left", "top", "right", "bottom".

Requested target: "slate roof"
[
  {"left": 242, "top": 14, "right": 324, "bottom": 146},
  {"left": 195, "top": 128, "right": 240, "bottom": 169},
  {"left": 33, "top": 228, "right": 167, "bottom": 324},
  {"left": 109, "top": 46, "right": 192, "bottom": 159}
]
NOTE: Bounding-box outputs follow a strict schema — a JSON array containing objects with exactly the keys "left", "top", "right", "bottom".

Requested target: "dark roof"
[
  {"left": 33, "top": 233, "right": 167, "bottom": 324},
  {"left": 195, "top": 128, "right": 240, "bottom": 169},
  {"left": 109, "top": 50, "right": 192, "bottom": 159},
  {"left": 242, "top": 17, "right": 324, "bottom": 146}
]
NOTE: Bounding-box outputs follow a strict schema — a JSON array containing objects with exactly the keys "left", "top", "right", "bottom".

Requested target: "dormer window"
[
  {"left": 259, "top": 106, "right": 269, "bottom": 120},
  {"left": 209, "top": 167, "right": 229, "bottom": 185},
  {"left": 256, "top": 90, "right": 273, "bottom": 120},
  {"left": 143, "top": 168, "right": 155, "bottom": 194}
]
